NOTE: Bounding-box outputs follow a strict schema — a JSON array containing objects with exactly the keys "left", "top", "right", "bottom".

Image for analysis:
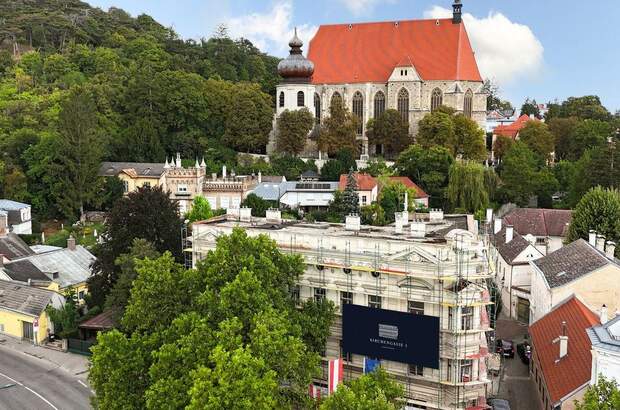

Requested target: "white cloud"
[
  {"left": 226, "top": 1, "right": 317, "bottom": 57},
  {"left": 424, "top": 6, "right": 544, "bottom": 85},
  {"left": 339, "top": 0, "right": 395, "bottom": 16}
]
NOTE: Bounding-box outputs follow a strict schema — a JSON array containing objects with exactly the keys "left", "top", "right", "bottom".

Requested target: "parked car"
[
  {"left": 488, "top": 398, "right": 511, "bottom": 410},
  {"left": 495, "top": 339, "right": 515, "bottom": 358},
  {"left": 517, "top": 342, "right": 531, "bottom": 364}
]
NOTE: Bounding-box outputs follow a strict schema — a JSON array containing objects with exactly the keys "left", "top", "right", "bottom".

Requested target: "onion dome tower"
[{"left": 277, "top": 28, "right": 314, "bottom": 83}]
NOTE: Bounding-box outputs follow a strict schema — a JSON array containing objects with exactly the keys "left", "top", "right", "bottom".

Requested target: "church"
[{"left": 272, "top": 1, "right": 486, "bottom": 159}]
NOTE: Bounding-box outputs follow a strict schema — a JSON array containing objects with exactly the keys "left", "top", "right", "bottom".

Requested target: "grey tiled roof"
[
  {"left": 251, "top": 182, "right": 285, "bottom": 201},
  {"left": 24, "top": 246, "right": 95, "bottom": 288},
  {"left": 98, "top": 162, "right": 165, "bottom": 177},
  {"left": 489, "top": 227, "right": 532, "bottom": 264},
  {"left": 1, "top": 259, "right": 50, "bottom": 283},
  {"left": 0, "top": 279, "right": 55, "bottom": 316},
  {"left": 0, "top": 200, "right": 30, "bottom": 211},
  {"left": 588, "top": 315, "right": 620, "bottom": 353},
  {"left": 0, "top": 233, "right": 34, "bottom": 260},
  {"left": 533, "top": 239, "right": 615, "bottom": 288}
]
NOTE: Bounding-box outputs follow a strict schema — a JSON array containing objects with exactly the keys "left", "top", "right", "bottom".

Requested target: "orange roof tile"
[
  {"left": 529, "top": 296, "right": 600, "bottom": 404},
  {"left": 307, "top": 19, "right": 482, "bottom": 84},
  {"left": 338, "top": 173, "right": 377, "bottom": 191},
  {"left": 493, "top": 114, "right": 537, "bottom": 139},
  {"left": 387, "top": 176, "right": 429, "bottom": 198}
]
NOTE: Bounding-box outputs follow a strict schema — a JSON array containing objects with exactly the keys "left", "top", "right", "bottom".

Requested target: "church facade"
[{"left": 272, "top": 1, "right": 486, "bottom": 159}]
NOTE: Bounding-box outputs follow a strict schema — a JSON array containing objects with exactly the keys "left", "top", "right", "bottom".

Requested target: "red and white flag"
[{"left": 328, "top": 358, "right": 343, "bottom": 394}]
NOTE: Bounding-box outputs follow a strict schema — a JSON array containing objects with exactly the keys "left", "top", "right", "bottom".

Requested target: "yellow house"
[
  {"left": 0, "top": 279, "right": 65, "bottom": 344},
  {"left": 98, "top": 161, "right": 166, "bottom": 194}
]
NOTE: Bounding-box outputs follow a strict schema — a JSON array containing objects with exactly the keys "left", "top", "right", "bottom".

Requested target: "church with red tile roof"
[{"left": 270, "top": 1, "right": 487, "bottom": 159}]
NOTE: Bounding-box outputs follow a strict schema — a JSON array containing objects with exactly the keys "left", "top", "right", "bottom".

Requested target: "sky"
[{"left": 87, "top": 0, "right": 620, "bottom": 112}]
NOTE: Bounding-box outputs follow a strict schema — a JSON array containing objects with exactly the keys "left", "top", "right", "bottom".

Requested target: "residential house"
[
  {"left": 339, "top": 173, "right": 378, "bottom": 207},
  {"left": 588, "top": 312, "right": 620, "bottom": 385},
  {"left": 98, "top": 161, "right": 166, "bottom": 193},
  {"left": 78, "top": 309, "right": 118, "bottom": 340},
  {"left": 388, "top": 176, "right": 430, "bottom": 208},
  {"left": 530, "top": 238, "right": 619, "bottom": 323},
  {"left": 502, "top": 208, "right": 572, "bottom": 254},
  {"left": 488, "top": 221, "right": 543, "bottom": 323},
  {"left": 529, "top": 295, "right": 600, "bottom": 410},
  {"left": 485, "top": 109, "right": 517, "bottom": 133},
  {"left": 0, "top": 200, "right": 32, "bottom": 234},
  {"left": 0, "top": 279, "right": 65, "bottom": 344},
  {"left": 279, "top": 181, "right": 339, "bottom": 211},
  {"left": 491, "top": 114, "right": 539, "bottom": 161}
]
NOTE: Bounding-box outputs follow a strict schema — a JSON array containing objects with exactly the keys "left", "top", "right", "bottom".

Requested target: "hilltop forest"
[{"left": 0, "top": 0, "right": 280, "bottom": 218}]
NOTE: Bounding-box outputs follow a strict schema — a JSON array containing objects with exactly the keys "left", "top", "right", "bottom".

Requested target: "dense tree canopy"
[
  {"left": 518, "top": 121, "right": 555, "bottom": 163},
  {"left": 320, "top": 368, "right": 404, "bottom": 410},
  {"left": 276, "top": 108, "right": 314, "bottom": 155},
  {"left": 417, "top": 109, "right": 486, "bottom": 160},
  {"left": 447, "top": 161, "right": 489, "bottom": 213},
  {"left": 319, "top": 97, "right": 359, "bottom": 156},
  {"left": 366, "top": 109, "right": 410, "bottom": 158}
]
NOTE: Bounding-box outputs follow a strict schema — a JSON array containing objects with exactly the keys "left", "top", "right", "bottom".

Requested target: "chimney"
[
  {"left": 67, "top": 235, "right": 76, "bottom": 251},
  {"left": 605, "top": 241, "right": 616, "bottom": 259},
  {"left": 258, "top": 171, "right": 262, "bottom": 184},
  {"left": 239, "top": 207, "right": 252, "bottom": 222},
  {"left": 505, "top": 225, "right": 514, "bottom": 243},
  {"left": 411, "top": 220, "right": 426, "bottom": 238},
  {"left": 222, "top": 165, "right": 227, "bottom": 179},
  {"left": 452, "top": 0, "right": 462, "bottom": 24},
  {"left": 589, "top": 230, "right": 597, "bottom": 246},
  {"left": 395, "top": 213, "right": 403, "bottom": 234},
  {"left": 266, "top": 208, "right": 282, "bottom": 224},
  {"left": 486, "top": 208, "right": 493, "bottom": 224},
  {"left": 345, "top": 214, "right": 361, "bottom": 232},
  {"left": 494, "top": 218, "right": 502, "bottom": 234},
  {"left": 601, "top": 305, "right": 609, "bottom": 325},
  {"left": 596, "top": 234, "right": 606, "bottom": 252},
  {"left": 429, "top": 209, "right": 444, "bottom": 222},
  {"left": 559, "top": 321, "right": 568, "bottom": 359}
]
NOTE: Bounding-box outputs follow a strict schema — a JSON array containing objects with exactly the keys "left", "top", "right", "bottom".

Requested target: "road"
[{"left": 0, "top": 346, "right": 91, "bottom": 410}]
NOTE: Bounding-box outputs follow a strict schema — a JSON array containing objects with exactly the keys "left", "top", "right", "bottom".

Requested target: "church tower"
[{"left": 276, "top": 28, "right": 316, "bottom": 117}]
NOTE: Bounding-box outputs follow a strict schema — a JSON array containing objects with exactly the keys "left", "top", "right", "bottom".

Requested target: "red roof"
[
  {"left": 388, "top": 177, "right": 429, "bottom": 198},
  {"left": 78, "top": 309, "right": 118, "bottom": 330},
  {"left": 529, "top": 296, "right": 600, "bottom": 404},
  {"left": 338, "top": 173, "right": 377, "bottom": 191},
  {"left": 308, "top": 19, "right": 482, "bottom": 84},
  {"left": 493, "top": 114, "right": 537, "bottom": 139},
  {"left": 503, "top": 208, "right": 572, "bottom": 238}
]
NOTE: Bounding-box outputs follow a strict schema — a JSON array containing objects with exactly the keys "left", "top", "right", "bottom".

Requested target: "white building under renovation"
[{"left": 191, "top": 210, "right": 494, "bottom": 410}]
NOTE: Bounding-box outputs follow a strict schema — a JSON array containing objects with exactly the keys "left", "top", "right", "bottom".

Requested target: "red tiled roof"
[
  {"left": 307, "top": 19, "right": 482, "bottom": 84},
  {"left": 529, "top": 296, "right": 600, "bottom": 404},
  {"left": 78, "top": 309, "right": 118, "bottom": 330},
  {"left": 504, "top": 208, "right": 572, "bottom": 238},
  {"left": 388, "top": 177, "right": 429, "bottom": 198},
  {"left": 493, "top": 114, "right": 537, "bottom": 139},
  {"left": 338, "top": 173, "right": 377, "bottom": 191}
]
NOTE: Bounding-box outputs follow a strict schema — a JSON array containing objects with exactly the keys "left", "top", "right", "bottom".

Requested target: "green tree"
[
  {"left": 499, "top": 141, "right": 539, "bottom": 206},
  {"left": 366, "top": 109, "right": 410, "bottom": 158},
  {"left": 319, "top": 368, "right": 404, "bottom": 410},
  {"left": 453, "top": 114, "right": 487, "bottom": 160},
  {"left": 518, "top": 121, "right": 555, "bottom": 162},
  {"left": 342, "top": 170, "right": 360, "bottom": 216},
  {"left": 493, "top": 135, "right": 514, "bottom": 162},
  {"left": 241, "top": 193, "right": 273, "bottom": 217},
  {"left": 45, "top": 290, "right": 79, "bottom": 338},
  {"left": 416, "top": 111, "right": 456, "bottom": 154},
  {"left": 548, "top": 117, "right": 579, "bottom": 160},
  {"left": 319, "top": 97, "right": 358, "bottom": 156},
  {"left": 186, "top": 196, "right": 213, "bottom": 222},
  {"left": 520, "top": 98, "right": 540, "bottom": 118},
  {"left": 575, "top": 376, "right": 620, "bottom": 410},
  {"left": 567, "top": 187, "right": 620, "bottom": 257},
  {"left": 320, "top": 149, "right": 358, "bottom": 181},
  {"left": 360, "top": 158, "right": 393, "bottom": 177},
  {"left": 270, "top": 154, "right": 317, "bottom": 181},
  {"left": 276, "top": 108, "right": 314, "bottom": 155},
  {"left": 378, "top": 181, "right": 416, "bottom": 222},
  {"left": 446, "top": 161, "right": 489, "bottom": 213},
  {"left": 556, "top": 96, "right": 611, "bottom": 122},
  {"left": 53, "top": 86, "right": 104, "bottom": 220},
  {"left": 568, "top": 119, "right": 612, "bottom": 161},
  {"left": 89, "top": 186, "right": 181, "bottom": 308},
  {"left": 395, "top": 144, "right": 454, "bottom": 208}
]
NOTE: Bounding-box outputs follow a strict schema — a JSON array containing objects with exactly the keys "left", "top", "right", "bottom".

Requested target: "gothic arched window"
[
  {"left": 397, "top": 88, "right": 409, "bottom": 123},
  {"left": 374, "top": 91, "right": 386, "bottom": 118},
  {"left": 352, "top": 91, "right": 364, "bottom": 136},
  {"left": 431, "top": 88, "right": 443, "bottom": 112},
  {"left": 297, "top": 91, "right": 305, "bottom": 107},
  {"left": 330, "top": 91, "right": 342, "bottom": 108},
  {"left": 279, "top": 91, "right": 284, "bottom": 108},
  {"left": 314, "top": 93, "right": 321, "bottom": 124},
  {"left": 464, "top": 89, "right": 473, "bottom": 118}
]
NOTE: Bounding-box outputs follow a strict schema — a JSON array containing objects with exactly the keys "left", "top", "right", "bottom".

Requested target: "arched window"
[
  {"left": 314, "top": 93, "right": 321, "bottom": 124},
  {"left": 352, "top": 91, "right": 364, "bottom": 136},
  {"left": 330, "top": 91, "right": 342, "bottom": 107},
  {"left": 279, "top": 91, "right": 284, "bottom": 108},
  {"left": 374, "top": 91, "right": 386, "bottom": 118},
  {"left": 464, "top": 89, "right": 473, "bottom": 118},
  {"left": 397, "top": 88, "right": 409, "bottom": 123},
  {"left": 431, "top": 88, "right": 443, "bottom": 112},
  {"left": 297, "top": 91, "right": 305, "bottom": 107}
]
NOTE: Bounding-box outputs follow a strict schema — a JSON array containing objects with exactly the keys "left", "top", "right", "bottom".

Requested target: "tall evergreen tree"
[{"left": 342, "top": 170, "right": 360, "bottom": 216}]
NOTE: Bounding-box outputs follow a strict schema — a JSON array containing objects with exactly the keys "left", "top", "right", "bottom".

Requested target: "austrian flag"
[{"left": 328, "top": 358, "right": 343, "bottom": 394}]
